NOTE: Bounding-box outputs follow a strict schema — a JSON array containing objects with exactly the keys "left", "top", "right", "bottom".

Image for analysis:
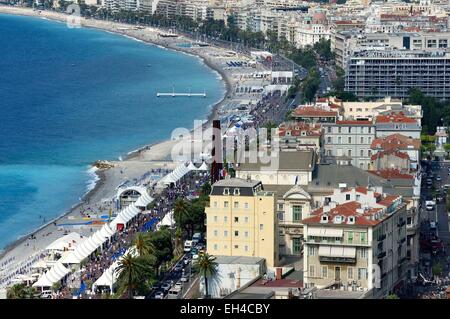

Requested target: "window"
[
  {"left": 293, "top": 238, "right": 302, "bottom": 254},
  {"left": 361, "top": 233, "right": 366, "bottom": 244},
  {"left": 244, "top": 202, "right": 249, "bottom": 209},
  {"left": 322, "top": 266, "right": 328, "bottom": 278},
  {"left": 245, "top": 217, "right": 249, "bottom": 223},
  {"left": 234, "top": 245, "right": 239, "bottom": 249},
  {"left": 224, "top": 216, "right": 228, "bottom": 223},
  {"left": 224, "top": 201, "right": 229, "bottom": 208},
  {"left": 260, "top": 224, "right": 264, "bottom": 230},
  {"left": 348, "top": 149, "right": 352, "bottom": 157},
  {"left": 358, "top": 268, "right": 368, "bottom": 280},
  {"left": 348, "top": 137, "right": 352, "bottom": 144},
  {"left": 346, "top": 194, "right": 351, "bottom": 201},
  {"left": 360, "top": 137, "right": 364, "bottom": 144},
  {"left": 359, "top": 248, "right": 368, "bottom": 259},
  {"left": 213, "top": 216, "right": 218, "bottom": 222},
  {"left": 338, "top": 127, "right": 341, "bottom": 133},
  {"left": 224, "top": 230, "right": 228, "bottom": 237},
  {"left": 214, "top": 230, "right": 218, "bottom": 236},
  {"left": 234, "top": 231, "right": 239, "bottom": 237},
  {"left": 327, "top": 127, "right": 332, "bottom": 133},
  {"left": 348, "top": 232, "right": 353, "bottom": 243},
  {"left": 348, "top": 127, "right": 352, "bottom": 133},
  {"left": 293, "top": 205, "right": 303, "bottom": 222},
  {"left": 234, "top": 202, "right": 239, "bottom": 209},
  {"left": 244, "top": 245, "right": 249, "bottom": 252},
  {"left": 245, "top": 231, "right": 249, "bottom": 238},
  {"left": 360, "top": 149, "right": 364, "bottom": 157},
  {"left": 214, "top": 244, "right": 218, "bottom": 250},
  {"left": 234, "top": 217, "right": 239, "bottom": 223},
  {"left": 348, "top": 267, "right": 353, "bottom": 280},
  {"left": 233, "top": 188, "right": 240, "bottom": 195},
  {"left": 368, "top": 127, "right": 372, "bottom": 134},
  {"left": 213, "top": 201, "right": 218, "bottom": 208},
  {"left": 327, "top": 137, "right": 332, "bottom": 143},
  {"left": 307, "top": 246, "right": 316, "bottom": 256},
  {"left": 309, "top": 265, "right": 315, "bottom": 277},
  {"left": 278, "top": 203, "right": 284, "bottom": 211},
  {"left": 223, "top": 188, "right": 230, "bottom": 195},
  {"left": 338, "top": 137, "right": 342, "bottom": 144}
]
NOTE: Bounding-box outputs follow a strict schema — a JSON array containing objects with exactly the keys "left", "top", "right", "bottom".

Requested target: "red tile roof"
[
  {"left": 278, "top": 122, "right": 322, "bottom": 137},
  {"left": 368, "top": 169, "right": 414, "bottom": 180},
  {"left": 302, "top": 201, "right": 380, "bottom": 226},
  {"left": 292, "top": 107, "right": 337, "bottom": 117},
  {"left": 370, "top": 149, "right": 410, "bottom": 161},
  {"left": 375, "top": 113, "right": 418, "bottom": 124},
  {"left": 371, "top": 133, "right": 421, "bottom": 151}
]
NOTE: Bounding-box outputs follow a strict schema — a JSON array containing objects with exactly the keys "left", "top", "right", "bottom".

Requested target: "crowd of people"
[{"left": 53, "top": 169, "right": 209, "bottom": 298}]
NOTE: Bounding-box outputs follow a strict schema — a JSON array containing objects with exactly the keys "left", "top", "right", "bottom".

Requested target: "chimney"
[{"left": 211, "top": 120, "right": 223, "bottom": 184}]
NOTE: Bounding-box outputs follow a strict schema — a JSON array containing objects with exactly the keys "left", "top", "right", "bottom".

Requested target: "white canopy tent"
[
  {"left": 187, "top": 162, "right": 198, "bottom": 170},
  {"left": 156, "top": 210, "right": 175, "bottom": 229},
  {"left": 159, "top": 163, "right": 193, "bottom": 185},
  {"left": 134, "top": 191, "right": 153, "bottom": 208},
  {"left": 197, "top": 162, "right": 208, "bottom": 171},
  {"left": 33, "top": 261, "right": 70, "bottom": 288},
  {"left": 92, "top": 247, "right": 137, "bottom": 292},
  {"left": 45, "top": 232, "right": 83, "bottom": 252}
]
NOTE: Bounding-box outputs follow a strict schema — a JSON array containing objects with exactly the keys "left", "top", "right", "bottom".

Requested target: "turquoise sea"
[{"left": 0, "top": 14, "right": 225, "bottom": 249}]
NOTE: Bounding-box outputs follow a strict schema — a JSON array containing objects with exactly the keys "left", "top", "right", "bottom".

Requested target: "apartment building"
[
  {"left": 345, "top": 49, "right": 450, "bottom": 100},
  {"left": 370, "top": 134, "right": 421, "bottom": 170},
  {"left": 205, "top": 178, "right": 279, "bottom": 267},
  {"left": 333, "top": 31, "right": 450, "bottom": 69},
  {"left": 235, "top": 150, "right": 316, "bottom": 187},
  {"left": 375, "top": 113, "right": 422, "bottom": 139},
  {"left": 322, "top": 120, "right": 376, "bottom": 170},
  {"left": 277, "top": 122, "right": 322, "bottom": 151},
  {"left": 302, "top": 189, "right": 407, "bottom": 298}
]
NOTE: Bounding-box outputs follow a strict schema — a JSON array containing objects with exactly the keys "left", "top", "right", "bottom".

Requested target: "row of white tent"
[
  {"left": 92, "top": 247, "right": 137, "bottom": 292},
  {"left": 159, "top": 162, "right": 208, "bottom": 185},
  {"left": 32, "top": 188, "right": 154, "bottom": 288}
]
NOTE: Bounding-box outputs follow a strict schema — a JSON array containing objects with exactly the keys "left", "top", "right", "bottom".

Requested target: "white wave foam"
[{"left": 85, "top": 166, "right": 100, "bottom": 194}]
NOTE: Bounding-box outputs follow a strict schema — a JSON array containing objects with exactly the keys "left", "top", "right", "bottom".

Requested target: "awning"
[
  {"left": 134, "top": 192, "right": 153, "bottom": 207},
  {"left": 319, "top": 246, "right": 356, "bottom": 258},
  {"left": 99, "top": 223, "right": 115, "bottom": 239},
  {"left": 45, "top": 232, "right": 83, "bottom": 251},
  {"left": 308, "top": 228, "right": 343, "bottom": 237},
  {"left": 198, "top": 162, "right": 208, "bottom": 171}
]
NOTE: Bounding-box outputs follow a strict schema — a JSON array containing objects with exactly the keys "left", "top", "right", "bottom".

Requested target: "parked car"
[
  {"left": 436, "top": 176, "right": 442, "bottom": 182},
  {"left": 40, "top": 290, "right": 52, "bottom": 299},
  {"left": 184, "top": 240, "right": 193, "bottom": 252},
  {"left": 174, "top": 264, "right": 183, "bottom": 272},
  {"left": 161, "top": 282, "right": 172, "bottom": 292},
  {"left": 180, "top": 275, "right": 189, "bottom": 283},
  {"left": 174, "top": 282, "right": 183, "bottom": 290},
  {"left": 154, "top": 291, "right": 165, "bottom": 299}
]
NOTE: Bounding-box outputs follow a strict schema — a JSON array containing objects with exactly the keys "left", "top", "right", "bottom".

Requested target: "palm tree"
[
  {"left": 115, "top": 253, "right": 148, "bottom": 299},
  {"left": 133, "top": 232, "right": 154, "bottom": 257},
  {"left": 193, "top": 253, "right": 218, "bottom": 299},
  {"left": 173, "top": 198, "right": 192, "bottom": 236}
]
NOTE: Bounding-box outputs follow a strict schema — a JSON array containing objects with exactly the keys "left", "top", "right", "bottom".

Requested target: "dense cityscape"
[{"left": 0, "top": 0, "right": 449, "bottom": 302}]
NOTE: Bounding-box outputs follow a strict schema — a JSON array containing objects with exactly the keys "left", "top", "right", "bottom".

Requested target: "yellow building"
[{"left": 206, "top": 178, "right": 279, "bottom": 267}]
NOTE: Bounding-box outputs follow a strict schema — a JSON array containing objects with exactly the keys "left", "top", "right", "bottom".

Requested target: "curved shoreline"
[{"left": 0, "top": 6, "right": 233, "bottom": 260}]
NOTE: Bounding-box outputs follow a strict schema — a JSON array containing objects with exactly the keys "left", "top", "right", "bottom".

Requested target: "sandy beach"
[{"left": 0, "top": 5, "right": 267, "bottom": 278}]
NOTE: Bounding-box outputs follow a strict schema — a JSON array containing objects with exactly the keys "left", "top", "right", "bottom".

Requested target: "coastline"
[{"left": 0, "top": 6, "right": 235, "bottom": 263}]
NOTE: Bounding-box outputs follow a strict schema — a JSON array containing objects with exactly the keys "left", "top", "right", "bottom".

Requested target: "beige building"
[
  {"left": 302, "top": 188, "right": 408, "bottom": 298},
  {"left": 206, "top": 178, "right": 279, "bottom": 267}
]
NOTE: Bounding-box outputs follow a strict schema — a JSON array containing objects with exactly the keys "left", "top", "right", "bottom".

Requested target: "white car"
[
  {"left": 154, "top": 291, "right": 165, "bottom": 299},
  {"left": 180, "top": 275, "right": 189, "bottom": 283},
  {"left": 175, "top": 282, "right": 183, "bottom": 290},
  {"left": 184, "top": 240, "right": 193, "bottom": 252},
  {"left": 40, "top": 290, "right": 53, "bottom": 299}
]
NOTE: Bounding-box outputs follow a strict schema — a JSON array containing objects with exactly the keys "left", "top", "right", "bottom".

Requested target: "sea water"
[{"left": 0, "top": 14, "right": 225, "bottom": 249}]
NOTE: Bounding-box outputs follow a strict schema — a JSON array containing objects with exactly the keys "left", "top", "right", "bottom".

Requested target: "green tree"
[
  {"left": 149, "top": 226, "right": 174, "bottom": 274},
  {"left": 193, "top": 253, "right": 218, "bottom": 299},
  {"left": 7, "top": 284, "right": 39, "bottom": 299},
  {"left": 115, "top": 253, "right": 149, "bottom": 299},
  {"left": 432, "top": 263, "right": 443, "bottom": 277},
  {"left": 133, "top": 232, "right": 155, "bottom": 256},
  {"left": 386, "top": 294, "right": 400, "bottom": 299}
]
